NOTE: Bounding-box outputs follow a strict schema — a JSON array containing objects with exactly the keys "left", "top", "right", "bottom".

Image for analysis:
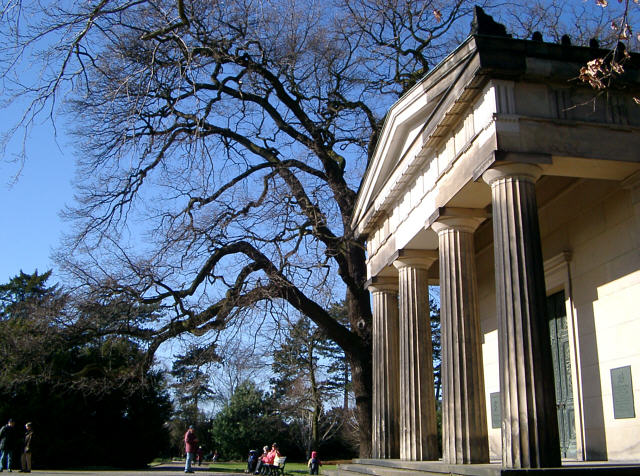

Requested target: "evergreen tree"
[
  {"left": 0, "top": 270, "right": 61, "bottom": 319},
  {"left": 271, "top": 304, "right": 354, "bottom": 453},
  {"left": 170, "top": 348, "right": 216, "bottom": 423},
  {"left": 271, "top": 317, "right": 323, "bottom": 451},
  {"left": 430, "top": 296, "right": 442, "bottom": 401},
  {"left": 0, "top": 270, "right": 172, "bottom": 468},
  {"left": 167, "top": 348, "right": 216, "bottom": 456},
  {"left": 210, "top": 381, "right": 288, "bottom": 460},
  {"left": 0, "top": 270, "right": 68, "bottom": 388},
  {"left": 317, "top": 303, "right": 352, "bottom": 410}
]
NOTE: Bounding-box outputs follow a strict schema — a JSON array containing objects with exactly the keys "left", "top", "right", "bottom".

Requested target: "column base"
[{"left": 326, "top": 459, "right": 640, "bottom": 476}]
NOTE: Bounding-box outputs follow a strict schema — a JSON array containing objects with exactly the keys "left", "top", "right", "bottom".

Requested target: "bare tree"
[{"left": 211, "top": 341, "right": 268, "bottom": 407}]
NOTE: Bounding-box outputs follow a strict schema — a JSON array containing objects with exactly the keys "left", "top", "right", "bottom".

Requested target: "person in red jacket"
[
  {"left": 264, "top": 443, "right": 281, "bottom": 473},
  {"left": 254, "top": 445, "right": 269, "bottom": 474},
  {"left": 184, "top": 426, "right": 198, "bottom": 474}
]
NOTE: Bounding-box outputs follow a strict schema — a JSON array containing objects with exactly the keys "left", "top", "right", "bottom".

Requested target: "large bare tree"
[{"left": 1, "top": 0, "right": 478, "bottom": 454}]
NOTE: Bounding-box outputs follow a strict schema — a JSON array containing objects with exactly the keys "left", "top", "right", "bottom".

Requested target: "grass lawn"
[{"left": 208, "top": 461, "right": 337, "bottom": 475}]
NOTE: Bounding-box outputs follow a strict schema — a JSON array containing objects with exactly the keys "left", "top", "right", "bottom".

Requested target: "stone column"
[
  {"left": 393, "top": 250, "right": 439, "bottom": 461},
  {"left": 369, "top": 277, "right": 400, "bottom": 459},
  {"left": 482, "top": 163, "right": 561, "bottom": 468},
  {"left": 431, "top": 215, "right": 489, "bottom": 464}
]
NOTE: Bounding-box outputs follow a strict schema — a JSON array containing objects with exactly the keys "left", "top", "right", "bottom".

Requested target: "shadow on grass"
[
  {"left": 147, "top": 463, "right": 194, "bottom": 472},
  {"left": 205, "top": 463, "right": 337, "bottom": 475},
  {"left": 206, "top": 463, "right": 246, "bottom": 473},
  {"left": 148, "top": 462, "right": 222, "bottom": 472}
]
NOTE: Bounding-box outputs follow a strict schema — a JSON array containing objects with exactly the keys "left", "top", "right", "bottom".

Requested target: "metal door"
[{"left": 547, "top": 290, "right": 577, "bottom": 459}]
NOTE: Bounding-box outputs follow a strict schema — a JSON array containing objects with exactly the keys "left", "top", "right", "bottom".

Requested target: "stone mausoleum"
[{"left": 341, "top": 8, "right": 640, "bottom": 476}]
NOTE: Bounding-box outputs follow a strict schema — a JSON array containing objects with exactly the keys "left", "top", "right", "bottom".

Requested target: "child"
[
  {"left": 247, "top": 449, "right": 259, "bottom": 473},
  {"left": 307, "top": 450, "right": 321, "bottom": 475}
]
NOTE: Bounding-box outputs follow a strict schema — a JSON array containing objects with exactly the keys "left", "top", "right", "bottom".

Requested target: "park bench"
[{"left": 269, "top": 456, "right": 287, "bottom": 476}]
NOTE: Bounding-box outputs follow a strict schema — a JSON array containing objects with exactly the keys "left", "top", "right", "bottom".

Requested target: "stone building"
[{"left": 347, "top": 9, "right": 640, "bottom": 475}]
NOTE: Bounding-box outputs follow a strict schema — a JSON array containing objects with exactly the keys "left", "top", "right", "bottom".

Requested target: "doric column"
[
  {"left": 431, "top": 214, "right": 489, "bottom": 464},
  {"left": 393, "top": 250, "right": 439, "bottom": 461},
  {"left": 482, "top": 163, "right": 561, "bottom": 468},
  {"left": 369, "top": 277, "right": 400, "bottom": 459}
]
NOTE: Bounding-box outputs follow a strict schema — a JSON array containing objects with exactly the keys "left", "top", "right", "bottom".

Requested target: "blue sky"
[
  {"left": 2, "top": 0, "right": 633, "bottom": 288},
  {"left": 0, "top": 123, "right": 75, "bottom": 284}
]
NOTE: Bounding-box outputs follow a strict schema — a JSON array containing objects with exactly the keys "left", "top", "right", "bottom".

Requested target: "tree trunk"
[
  {"left": 344, "top": 240, "right": 373, "bottom": 458},
  {"left": 308, "top": 343, "right": 321, "bottom": 449},
  {"left": 312, "top": 403, "right": 320, "bottom": 450},
  {"left": 349, "top": 349, "right": 372, "bottom": 457},
  {"left": 343, "top": 363, "right": 349, "bottom": 410}
]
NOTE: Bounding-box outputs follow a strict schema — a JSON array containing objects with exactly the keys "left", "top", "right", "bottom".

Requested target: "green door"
[{"left": 547, "top": 291, "right": 577, "bottom": 459}]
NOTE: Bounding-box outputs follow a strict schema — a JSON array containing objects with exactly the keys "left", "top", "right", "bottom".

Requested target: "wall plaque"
[
  {"left": 611, "top": 366, "right": 635, "bottom": 419},
  {"left": 490, "top": 392, "right": 501, "bottom": 428}
]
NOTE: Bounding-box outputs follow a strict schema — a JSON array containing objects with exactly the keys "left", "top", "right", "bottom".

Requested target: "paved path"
[{"left": 16, "top": 462, "right": 239, "bottom": 476}]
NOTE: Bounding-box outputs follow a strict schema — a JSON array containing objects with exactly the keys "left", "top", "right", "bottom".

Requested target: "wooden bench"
[{"left": 269, "top": 456, "right": 287, "bottom": 476}]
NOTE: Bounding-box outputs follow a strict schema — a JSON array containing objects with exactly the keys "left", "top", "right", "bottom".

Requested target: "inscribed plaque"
[
  {"left": 611, "top": 366, "right": 635, "bottom": 419},
  {"left": 490, "top": 392, "right": 501, "bottom": 429}
]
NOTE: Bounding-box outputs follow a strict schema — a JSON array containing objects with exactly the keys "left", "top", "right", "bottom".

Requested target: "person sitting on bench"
[
  {"left": 263, "top": 443, "right": 281, "bottom": 474},
  {"left": 254, "top": 446, "right": 270, "bottom": 475}
]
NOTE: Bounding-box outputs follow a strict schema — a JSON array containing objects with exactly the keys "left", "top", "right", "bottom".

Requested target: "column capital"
[
  {"left": 392, "top": 249, "right": 438, "bottom": 271},
  {"left": 431, "top": 216, "right": 485, "bottom": 234},
  {"left": 427, "top": 207, "right": 488, "bottom": 234},
  {"left": 367, "top": 276, "right": 399, "bottom": 293},
  {"left": 482, "top": 163, "right": 542, "bottom": 186}
]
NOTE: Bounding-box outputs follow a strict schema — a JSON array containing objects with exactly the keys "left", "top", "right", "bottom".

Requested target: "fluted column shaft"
[
  {"left": 483, "top": 164, "right": 561, "bottom": 469},
  {"left": 370, "top": 278, "right": 400, "bottom": 459},
  {"left": 393, "top": 252, "right": 439, "bottom": 461},
  {"left": 432, "top": 217, "right": 489, "bottom": 464}
]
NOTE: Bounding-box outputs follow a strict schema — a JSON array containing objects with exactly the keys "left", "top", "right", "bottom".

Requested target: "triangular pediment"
[{"left": 352, "top": 37, "right": 480, "bottom": 236}]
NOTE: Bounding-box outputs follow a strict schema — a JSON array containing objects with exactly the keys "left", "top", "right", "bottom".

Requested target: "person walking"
[
  {"left": 184, "top": 426, "right": 198, "bottom": 474},
  {"left": 20, "top": 423, "right": 33, "bottom": 473},
  {"left": 307, "top": 450, "right": 321, "bottom": 475},
  {"left": 0, "top": 419, "right": 17, "bottom": 472}
]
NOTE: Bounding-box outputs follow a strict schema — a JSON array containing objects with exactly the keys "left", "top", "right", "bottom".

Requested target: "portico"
[{"left": 352, "top": 10, "right": 640, "bottom": 474}]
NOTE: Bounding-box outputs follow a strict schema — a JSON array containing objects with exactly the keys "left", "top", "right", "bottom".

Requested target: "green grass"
[{"left": 207, "top": 461, "right": 337, "bottom": 475}]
